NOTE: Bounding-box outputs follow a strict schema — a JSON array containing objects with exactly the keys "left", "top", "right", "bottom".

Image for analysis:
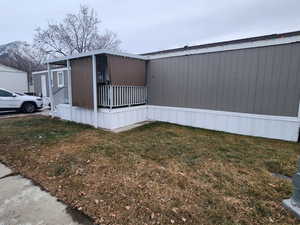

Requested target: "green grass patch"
[{"left": 0, "top": 116, "right": 91, "bottom": 145}]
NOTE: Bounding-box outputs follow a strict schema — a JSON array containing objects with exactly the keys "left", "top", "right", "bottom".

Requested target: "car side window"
[{"left": 0, "top": 90, "right": 13, "bottom": 97}]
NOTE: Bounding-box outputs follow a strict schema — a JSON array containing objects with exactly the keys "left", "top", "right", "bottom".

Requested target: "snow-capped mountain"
[
  {"left": 0, "top": 41, "right": 32, "bottom": 59},
  {"left": 0, "top": 41, "right": 45, "bottom": 72},
  {"left": 0, "top": 41, "right": 37, "bottom": 66}
]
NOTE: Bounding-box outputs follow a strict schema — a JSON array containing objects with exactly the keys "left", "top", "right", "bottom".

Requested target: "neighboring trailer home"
[
  {"left": 33, "top": 68, "right": 69, "bottom": 106},
  {"left": 47, "top": 31, "right": 300, "bottom": 142},
  {"left": 0, "top": 63, "right": 28, "bottom": 93}
]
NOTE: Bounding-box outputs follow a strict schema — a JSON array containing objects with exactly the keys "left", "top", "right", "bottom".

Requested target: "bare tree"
[{"left": 34, "top": 5, "right": 121, "bottom": 57}]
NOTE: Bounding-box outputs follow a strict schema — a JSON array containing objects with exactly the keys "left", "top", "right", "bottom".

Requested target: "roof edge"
[
  {"left": 47, "top": 49, "right": 148, "bottom": 64},
  {"left": 143, "top": 30, "right": 300, "bottom": 56},
  {"left": 0, "top": 63, "right": 27, "bottom": 73}
]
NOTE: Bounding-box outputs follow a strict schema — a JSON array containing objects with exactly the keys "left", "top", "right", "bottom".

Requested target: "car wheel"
[{"left": 22, "top": 102, "right": 36, "bottom": 113}]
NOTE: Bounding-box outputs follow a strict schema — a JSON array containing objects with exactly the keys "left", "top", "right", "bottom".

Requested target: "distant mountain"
[
  {"left": 0, "top": 41, "right": 45, "bottom": 73},
  {"left": 0, "top": 41, "right": 30, "bottom": 60}
]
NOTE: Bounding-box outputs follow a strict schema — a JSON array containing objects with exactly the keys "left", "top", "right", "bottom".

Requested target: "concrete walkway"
[
  {"left": 0, "top": 108, "right": 50, "bottom": 119},
  {"left": 0, "top": 163, "right": 93, "bottom": 225}
]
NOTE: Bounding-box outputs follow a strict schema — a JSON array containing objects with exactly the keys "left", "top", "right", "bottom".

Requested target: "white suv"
[{"left": 0, "top": 88, "right": 43, "bottom": 113}]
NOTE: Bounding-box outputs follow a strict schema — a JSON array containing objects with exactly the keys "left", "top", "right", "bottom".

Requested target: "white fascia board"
[
  {"left": 32, "top": 67, "right": 68, "bottom": 75},
  {"left": 102, "top": 49, "right": 148, "bottom": 60},
  {"left": 32, "top": 70, "right": 48, "bottom": 75},
  {"left": 147, "top": 35, "right": 300, "bottom": 60},
  {"left": 47, "top": 49, "right": 148, "bottom": 64},
  {"left": 51, "top": 67, "right": 69, "bottom": 72}
]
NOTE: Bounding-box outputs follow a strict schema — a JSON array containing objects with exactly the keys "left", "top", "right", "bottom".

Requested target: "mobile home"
[{"left": 47, "top": 31, "right": 300, "bottom": 142}]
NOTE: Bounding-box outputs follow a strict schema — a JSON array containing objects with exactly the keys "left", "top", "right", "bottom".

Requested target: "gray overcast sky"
[{"left": 1, "top": 0, "right": 300, "bottom": 54}]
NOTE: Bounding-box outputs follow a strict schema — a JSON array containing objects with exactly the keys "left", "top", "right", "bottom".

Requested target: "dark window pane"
[{"left": 0, "top": 90, "right": 13, "bottom": 97}]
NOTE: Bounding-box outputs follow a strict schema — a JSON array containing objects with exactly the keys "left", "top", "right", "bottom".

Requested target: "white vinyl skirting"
[
  {"left": 55, "top": 104, "right": 148, "bottom": 130},
  {"left": 54, "top": 104, "right": 300, "bottom": 142}
]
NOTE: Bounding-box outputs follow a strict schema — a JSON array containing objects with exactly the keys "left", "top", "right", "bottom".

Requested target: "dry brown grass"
[{"left": 0, "top": 116, "right": 299, "bottom": 225}]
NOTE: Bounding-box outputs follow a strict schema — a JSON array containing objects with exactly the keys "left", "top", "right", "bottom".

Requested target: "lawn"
[{"left": 0, "top": 116, "right": 299, "bottom": 225}]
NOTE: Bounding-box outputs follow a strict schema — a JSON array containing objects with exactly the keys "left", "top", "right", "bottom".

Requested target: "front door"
[
  {"left": 0, "top": 89, "right": 20, "bottom": 108},
  {"left": 41, "top": 75, "right": 47, "bottom": 97},
  {"left": 41, "top": 75, "right": 49, "bottom": 106}
]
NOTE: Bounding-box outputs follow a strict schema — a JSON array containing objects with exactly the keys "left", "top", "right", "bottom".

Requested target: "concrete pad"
[
  {"left": 112, "top": 121, "right": 153, "bottom": 133},
  {"left": 283, "top": 199, "right": 300, "bottom": 219},
  {"left": 40, "top": 108, "right": 50, "bottom": 116},
  {"left": 0, "top": 109, "right": 49, "bottom": 120},
  {"left": 0, "top": 175, "right": 93, "bottom": 225},
  {"left": 0, "top": 163, "right": 12, "bottom": 178}
]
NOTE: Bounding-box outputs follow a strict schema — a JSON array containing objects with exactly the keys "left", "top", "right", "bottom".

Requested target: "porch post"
[
  {"left": 92, "top": 55, "right": 98, "bottom": 128},
  {"left": 67, "top": 60, "right": 72, "bottom": 121},
  {"left": 110, "top": 85, "right": 113, "bottom": 109},
  {"left": 47, "top": 63, "right": 54, "bottom": 118}
]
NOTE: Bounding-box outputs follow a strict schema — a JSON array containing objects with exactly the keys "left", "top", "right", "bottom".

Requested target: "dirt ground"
[{"left": 0, "top": 116, "right": 299, "bottom": 225}]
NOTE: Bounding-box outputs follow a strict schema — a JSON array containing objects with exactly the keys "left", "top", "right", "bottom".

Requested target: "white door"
[
  {"left": 41, "top": 75, "right": 50, "bottom": 106},
  {"left": 41, "top": 75, "right": 47, "bottom": 97},
  {"left": 0, "top": 89, "right": 20, "bottom": 108}
]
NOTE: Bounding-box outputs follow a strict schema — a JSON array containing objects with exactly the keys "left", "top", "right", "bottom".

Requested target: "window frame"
[{"left": 57, "top": 71, "right": 65, "bottom": 88}]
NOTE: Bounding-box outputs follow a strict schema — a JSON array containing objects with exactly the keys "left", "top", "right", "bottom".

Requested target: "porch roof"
[{"left": 47, "top": 49, "right": 148, "bottom": 64}]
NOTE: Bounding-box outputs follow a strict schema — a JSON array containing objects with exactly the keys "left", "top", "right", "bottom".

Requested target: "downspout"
[
  {"left": 92, "top": 55, "right": 98, "bottom": 128},
  {"left": 67, "top": 60, "right": 72, "bottom": 121},
  {"left": 47, "top": 63, "right": 54, "bottom": 118}
]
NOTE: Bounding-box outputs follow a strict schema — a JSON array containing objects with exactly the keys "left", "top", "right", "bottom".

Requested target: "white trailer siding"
[{"left": 0, "top": 64, "right": 28, "bottom": 93}]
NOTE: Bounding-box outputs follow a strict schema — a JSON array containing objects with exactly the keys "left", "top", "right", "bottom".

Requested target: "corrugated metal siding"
[{"left": 147, "top": 43, "right": 300, "bottom": 117}]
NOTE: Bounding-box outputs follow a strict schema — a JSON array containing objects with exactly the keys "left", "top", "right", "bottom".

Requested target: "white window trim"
[{"left": 57, "top": 71, "right": 64, "bottom": 88}]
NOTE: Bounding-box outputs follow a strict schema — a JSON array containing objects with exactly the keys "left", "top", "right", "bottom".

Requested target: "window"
[
  {"left": 57, "top": 72, "right": 64, "bottom": 88},
  {"left": 0, "top": 89, "right": 13, "bottom": 97}
]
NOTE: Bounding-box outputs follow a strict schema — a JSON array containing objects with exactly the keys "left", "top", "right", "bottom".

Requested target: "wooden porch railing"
[{"left": 98, "top": 85, "right": 147, "bottom": 108}]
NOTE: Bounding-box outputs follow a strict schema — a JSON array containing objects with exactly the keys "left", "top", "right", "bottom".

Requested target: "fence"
[{"left": 98, "top": 85, "right": 147, "bottom": 108}]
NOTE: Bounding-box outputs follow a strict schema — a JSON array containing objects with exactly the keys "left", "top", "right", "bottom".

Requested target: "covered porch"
[{"left": 47, "top": 49, "right": 148, "bottom": 129}]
